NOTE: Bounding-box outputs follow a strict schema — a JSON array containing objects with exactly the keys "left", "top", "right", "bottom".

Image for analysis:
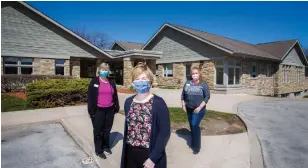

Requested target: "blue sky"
[{"left": 27, "top": 1, "right": 308, "bottom": 48}]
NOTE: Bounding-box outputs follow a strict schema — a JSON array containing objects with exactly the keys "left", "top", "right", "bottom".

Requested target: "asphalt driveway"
[
  {"left": 1, "top": 123, "right": 97, "bottom": 168},
  {"left": 238, "top": 99, "right": 308, "bottom": 168}
]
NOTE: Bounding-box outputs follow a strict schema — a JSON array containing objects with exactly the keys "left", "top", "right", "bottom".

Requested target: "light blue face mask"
[
  {"left": 133, "top": 80, "right": 150, "bottom": 94},
  {"left": 99, "top": 70, "right": 108, "bottom": 78}
]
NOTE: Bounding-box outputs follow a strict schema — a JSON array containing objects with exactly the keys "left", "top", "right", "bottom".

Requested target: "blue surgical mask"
[
  {"left": 99, "top": 70, "right": 108, "bottom": 78},
  {"left": 133, "top": 80, "right": 150, "bottom": 94}
]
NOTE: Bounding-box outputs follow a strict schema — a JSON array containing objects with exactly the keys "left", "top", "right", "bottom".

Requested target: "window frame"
[
  {"left": 55, "top": 59, "right": 65, "bottom": 75},
  {"left": 251, "top": 62, "right": 257, "bottom": 78},
  {"left": 214, "top": 60, "right": 224, "bottom": 86},
  {"left": 266, "top": 64, "right": 271, "bottom": 77},
  {"left": 227, "top": 60, "right": 241, "bottom": 86},
  {"left": 3, "top": 57, "right": 33, "bottom": 75},
  {"left": 163, "top": 63, "right": 173, "bottom": 77}
]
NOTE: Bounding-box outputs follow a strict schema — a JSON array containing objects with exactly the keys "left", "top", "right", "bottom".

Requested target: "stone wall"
[
  {"left": 33, "top": 58, "right": 55, "bottom": 75},
  {"left": 241, "top": 60, "right": 277, "bottom": 96},
  {"left": 276, "top": 64, "right": 307, "bottom": 94},
  {"left": 200, "top": 61, "right": 214, "bottom": 89},
  {"left": 123, "top": 58, "right": 133, "bottom": 87},
  {"left": 156, "top": 60, "right": 215, "bottom": 88},
  {"left": 70, "top": 58, "right": 80, "bottom": 77},
  {"left": 64, "top": 60, "right": 70, "bottom": 76},
  {"left": 157, "top": 63, "right": 184, "bottom": 87}
]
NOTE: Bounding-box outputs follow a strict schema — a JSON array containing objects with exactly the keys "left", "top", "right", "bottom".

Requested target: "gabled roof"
[
  {"left": 255, "top": 40, "right": 298, "bottom": 59},
  {"left": 142, "top": 23, "right": 280, "bottom": 60},
  {"left": 10, "top": 1, "right": 113, "bottom": 58},
  {"left": 111, "top": 41, "right": 144, "bottom": 50}
]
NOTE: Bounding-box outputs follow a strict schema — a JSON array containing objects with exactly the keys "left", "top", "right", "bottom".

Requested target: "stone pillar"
[
  {"left": 70, "top": 58, "right": 80, "bottom": 77},
  {"left": 33, "top": 58, "right": 55, "bottom": 75},
  {"left": 146, "top": 59, "right": 158, "bottom": 87},
  {"left": 200, "top": 60, "right": 214, "bottom": 89},
  {"left": 123, "top": 58, "right": 134, "bottom": 87},
  {"left": 174, "top": 63, "right": 185, "bottom": 86},
  {"left": 64, "top": 60, "right": 70, "bottom": 76}
]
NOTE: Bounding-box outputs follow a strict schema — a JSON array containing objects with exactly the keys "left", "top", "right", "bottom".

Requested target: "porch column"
[
  {"left": 70, "top": 58, "right": 80, "bottom": 77},
  {"left": 146, "top": 59, "right": 158, "bottom": 87},
  {"left": 223, "top": 60, "right": 228, "bottom": 86},
  {"left": 123, "top": 58, "right": 134, "bottom": 87}
]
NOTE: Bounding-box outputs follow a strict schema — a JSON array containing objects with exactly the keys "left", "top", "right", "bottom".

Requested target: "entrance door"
[{"left": 184, "top": 63, "right": 191, "bottom": 82}]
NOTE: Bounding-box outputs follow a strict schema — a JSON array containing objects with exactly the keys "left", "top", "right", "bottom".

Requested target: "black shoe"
[
  {"left": 103, "top": 148, "right": 112, "bottom": 155},
  {"left": 193, "top": 150, "right": 200, "bottom": 155},
  {"left": 96, "top": 152, "right": 106, "bottom": 159}
]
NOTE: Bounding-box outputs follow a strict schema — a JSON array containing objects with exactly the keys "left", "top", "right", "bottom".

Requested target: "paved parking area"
[
  {"left": 238, "top": 99, "right": 308, "bottom": 168},
  {"left": 1, "top": 123, "right": 97, "bottom": 168}
]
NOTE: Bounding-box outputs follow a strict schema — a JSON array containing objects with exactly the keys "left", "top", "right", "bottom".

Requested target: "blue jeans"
[{"left": 186, "top": 107, "right": 206, "bottom": 152}]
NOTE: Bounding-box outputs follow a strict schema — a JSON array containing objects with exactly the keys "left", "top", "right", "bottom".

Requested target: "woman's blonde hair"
[
  {"left": 191, "top": 66, "right": 203, "bottom": 83},
  {"left": 96, "top": 62, "right": 110, "bottom": 76},
  {"left": 131, "top": 62, "right": 154, "bottom": 84}
]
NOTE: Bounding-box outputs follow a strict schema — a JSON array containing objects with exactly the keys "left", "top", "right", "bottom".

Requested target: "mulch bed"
[
  {"left": 6, "top": 92, "right": 27, "bottom": 100},
  {"left": 117, "top": 88, "right": 136, "bottom": 94}
]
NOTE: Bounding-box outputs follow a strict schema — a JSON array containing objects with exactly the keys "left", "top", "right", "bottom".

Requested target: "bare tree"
[
  {"left": 304, "top": 48, "right": 308, "bottom": 57},
  {"left": 73, "top": 28, "right": 111, "bottom": 50}
]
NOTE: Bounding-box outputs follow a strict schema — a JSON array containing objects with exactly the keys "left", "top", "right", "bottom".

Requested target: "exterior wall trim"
[
  {"left": 110, "top": 42, "right": 127, "bottom": 51},
  {"left": 16, "top": 1, "right": 113, "bottom": 59},
  {"left": 1, "top": 52, "right": 70, "bottom": 59},
  {"left": 141, "top": 23, "right": 234, "bottom": 54}
]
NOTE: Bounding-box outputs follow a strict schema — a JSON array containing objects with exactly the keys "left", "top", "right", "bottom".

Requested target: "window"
[
  {"left": 4, "top": 57, "right": 33, "bottom": 74},
  {"left": 55, "top": 59, "right": 65, "bottom": 75},
  {"left": 163, "top": 63, "right": 173, "bottom": 77},
  {"left": 228, "top": 60, "right": 241, "bottom": 85},
  {"left": 282, "top": 65, "right": 291, "bottom": 83},
  {"left": 251, "top": 62, "right": 257, "bottom": 77},
  {"left": 215, "top": 60, "right": 224, "bottom": 85},
  {"left": 265, "top": 64, "right": 271, "bottom": 77}
]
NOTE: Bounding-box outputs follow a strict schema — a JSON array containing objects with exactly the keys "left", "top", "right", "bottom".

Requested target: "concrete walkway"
[{"left": 2, "top": 105, "right": 250, "bottom": 168}]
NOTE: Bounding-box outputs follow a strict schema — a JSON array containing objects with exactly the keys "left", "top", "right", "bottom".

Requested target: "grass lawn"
[
  {"left": 304, "top": 95, "right": 308, "bottom": 98},
  {"left": 120, "top": 107, "right": 246, "bottom": 135},
  {"left": 1, "top": 94, "right": 32, "bottom": 112}
]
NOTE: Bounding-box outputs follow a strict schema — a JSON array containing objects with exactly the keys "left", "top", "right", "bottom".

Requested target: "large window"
[
  {"left": 265, "top": 64, "right": 271, "bottom": 77},
  {"left": 55, "top": 59, "right": 65, "bottom": 75},
  {"left": 215, "top": 60, "right": 224, "bottom": 85},
  {"left": 163, "top": 63, "right": 173, "bottom": 77},
  {"left": 281, "top": 65, "right": 291, "bottom": 83},
  {"left": 4, "top": 57, "right": 33, "bottom": 74},
  {"left": 228, "top": 60, "right": 241, "bottom": 85}
]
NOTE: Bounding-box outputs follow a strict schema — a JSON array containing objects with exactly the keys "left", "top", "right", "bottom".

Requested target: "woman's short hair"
[
  {"left": 131, "top": 62, "right": 154, "bottom": 84},
  {"left": 96, "top": 62, "right": 110, "bottom": 76}
]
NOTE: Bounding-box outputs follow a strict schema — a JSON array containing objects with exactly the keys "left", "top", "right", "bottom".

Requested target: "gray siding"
[
  {"left": 1, "top": 4, "right": 107, "bottom": 59},
  {"left": 111, "top": 44, "right": 126, "bottom": 51},
  {"left": 282, "top": 48, "right": 304, "bottom": 67},
  {"left": 144, "top": 27, "right": 229, "bottom": 63}
]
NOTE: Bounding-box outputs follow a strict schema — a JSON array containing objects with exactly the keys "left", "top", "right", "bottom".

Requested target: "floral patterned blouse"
[{"left": 126, "top": 96, "right": 153, "bottom": 148}]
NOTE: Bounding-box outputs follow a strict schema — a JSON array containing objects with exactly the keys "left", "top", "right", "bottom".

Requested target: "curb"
[{"left": 232, "top": 102, "right": 265, "bottom": 168}]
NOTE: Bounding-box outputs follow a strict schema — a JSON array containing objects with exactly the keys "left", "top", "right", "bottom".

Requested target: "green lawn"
[
  {"left": 304, "top": 95, "right": 308, "bottom": 98},
  {"left": 120, "top": 107, "right": 234, "bottom": 124},
  {"left": 1, "top": 94, "right": 31, "bottom": 112},
  {"left": 168, "top": 107, "right": 233, "bottom": 124}
]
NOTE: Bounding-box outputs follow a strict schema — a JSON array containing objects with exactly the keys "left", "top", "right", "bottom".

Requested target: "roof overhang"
[
  {"left": 15, "top": 1, "right": 114, "bottom": 59},
  {"left": 104, "top": 49, "right": 162, "bottom": 59},
  {"left": 141, "top": 23, "right": 234, "bottom": 55}
]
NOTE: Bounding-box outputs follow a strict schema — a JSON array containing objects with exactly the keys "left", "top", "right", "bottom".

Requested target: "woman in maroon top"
[{"left": 87, "top": 62, "right": 119, "bottom": 159}]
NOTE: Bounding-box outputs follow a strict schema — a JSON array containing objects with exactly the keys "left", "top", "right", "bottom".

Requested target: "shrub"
[
  {"left": 1, "top": 74, "right": 75, "bottom": 92},
  {"left": 26, "top": 78, "right": 91, "bottom": 108}
]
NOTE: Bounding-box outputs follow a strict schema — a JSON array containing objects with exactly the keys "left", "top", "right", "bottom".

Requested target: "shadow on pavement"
[
  {"left": 110, "top": 131, "right": 123, "bottom": 149},
  {"left": 175, "top": 128, "right": 191, "bottom": 148}
]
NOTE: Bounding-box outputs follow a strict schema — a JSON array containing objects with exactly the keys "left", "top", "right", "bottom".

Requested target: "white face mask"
[{"left": 192, "top": 74, "right": 199, "bottom": 81}]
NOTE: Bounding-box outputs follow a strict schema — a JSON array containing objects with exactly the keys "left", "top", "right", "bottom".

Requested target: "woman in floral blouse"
[{"left": 120, "top": 63, "right": 171, "bottom": 168}]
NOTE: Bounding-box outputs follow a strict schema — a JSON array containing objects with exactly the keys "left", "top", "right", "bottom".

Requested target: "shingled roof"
[
  {"left": 113, "top": 41, "right": 144, "bottom": 50},
  {"left": 255, "top": 39, "right": 298, "bottom": 59},
  {"left": 171, "top": 24, "right": 279, "bottom": 60}
]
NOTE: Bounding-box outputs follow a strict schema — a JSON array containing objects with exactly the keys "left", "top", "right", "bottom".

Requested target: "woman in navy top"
[{"left": 121, "top": 63, "right": 171, "bottom": 168}]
